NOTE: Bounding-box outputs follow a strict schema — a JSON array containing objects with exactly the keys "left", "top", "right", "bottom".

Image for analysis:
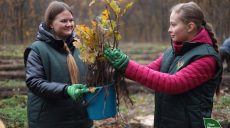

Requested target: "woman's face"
[
  {"left": 50, "top": 10, "right": 74, "bottom": 39},
  {"left": 168, "top": 11, "right": 190, "bottom": 42}
]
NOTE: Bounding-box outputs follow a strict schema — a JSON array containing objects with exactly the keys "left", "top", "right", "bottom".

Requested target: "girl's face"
[
  {"left": 168, "top": 11, "right": 190, "bottom": 42},
  {"left": 50, "top": 10, "right": 74, "bottom": 40}
]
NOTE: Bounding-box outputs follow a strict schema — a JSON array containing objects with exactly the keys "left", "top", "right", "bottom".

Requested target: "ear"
[
  {"left": 49, "top": 23, "right": 54, "bottom": 29},
  {"left": 187, "top": 22, "right": 196, "bottom": 33}
]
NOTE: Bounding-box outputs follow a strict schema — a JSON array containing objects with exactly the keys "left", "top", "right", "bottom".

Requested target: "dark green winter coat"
[{"left": 24, "top": 23, "right": 93, "bottom": 128}]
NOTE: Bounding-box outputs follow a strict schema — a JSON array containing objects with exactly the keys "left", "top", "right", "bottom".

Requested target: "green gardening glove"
[
  {"left": 104, "top": 47, "right": 129, "bottom": 70},
  {"left": 67, "top": 84, "right": 89, "bottom": 100}
]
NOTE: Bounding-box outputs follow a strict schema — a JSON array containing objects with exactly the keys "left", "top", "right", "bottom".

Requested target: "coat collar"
[{"left": 173, "top": 28, "right": 212, "bottom": 54}]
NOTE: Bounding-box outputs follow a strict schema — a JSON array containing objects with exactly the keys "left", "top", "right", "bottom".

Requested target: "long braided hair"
[
  {"left": 171, "top": 1, "right": 220, "bottom": 94},
  {"left": 44, "top": 1, "right": 79, "bottom": 84},
  {"left": 63, "top": 43, "right": 80, "bottom": 84}
]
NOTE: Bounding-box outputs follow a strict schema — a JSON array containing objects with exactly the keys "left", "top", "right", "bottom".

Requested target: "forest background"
[{"left": 0, "top": 0, "right": 230, "bottom": 45}]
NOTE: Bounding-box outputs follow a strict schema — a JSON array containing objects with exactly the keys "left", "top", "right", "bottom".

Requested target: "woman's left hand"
[{"left": 67, "top": 84, "right": 89, "bottom": 100}]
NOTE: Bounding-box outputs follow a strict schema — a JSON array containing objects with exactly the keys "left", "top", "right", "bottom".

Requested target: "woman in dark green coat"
[{"left": 24, "top": 1, "right": 93, "bottom": 128}]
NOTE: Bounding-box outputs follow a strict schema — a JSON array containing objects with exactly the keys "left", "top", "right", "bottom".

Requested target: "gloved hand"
[
  {"left": 67, "top": 84, "right": 89, "bottom": 100},
  {"left": 104, "top": 47, "right": 129, "bottom": 70}
]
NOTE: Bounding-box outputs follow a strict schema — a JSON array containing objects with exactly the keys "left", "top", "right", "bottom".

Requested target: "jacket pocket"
[
  {"left": 27, "top": 92, "right": 46, "bottom": 125},
  {"left": 186, "top": 105, "right": 204, "bottom": 128}
]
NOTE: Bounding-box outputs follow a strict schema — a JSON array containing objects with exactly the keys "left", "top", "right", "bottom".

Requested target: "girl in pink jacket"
[{"left": 104, "top": 2, "right": 222, "bottom": 128}]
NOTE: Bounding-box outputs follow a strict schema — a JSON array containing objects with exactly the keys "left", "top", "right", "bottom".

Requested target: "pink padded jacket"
[{"left": 125, "top": 28, "right": 217, "bottom": 94}]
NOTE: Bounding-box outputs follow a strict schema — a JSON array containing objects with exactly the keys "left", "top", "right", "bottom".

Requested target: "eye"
[
  {"left": 170, "top": 23, "right": 176, "bottom": 27},
  {"left": 61, "top": 19, "right": 74, "bottom": 23},
  {"left": 61, "top": 19, "right": 68, "bottom": 23}
]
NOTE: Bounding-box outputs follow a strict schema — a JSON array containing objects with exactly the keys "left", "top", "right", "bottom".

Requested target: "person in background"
[
  {"left": 24, "top": 1, "right": 92, "bottom": 128},
  {"left": 104, "top": 1, "right": 222, "bottom": 128},
  {"left": 220, "top": 37, "right": 230, "bottom": 72}
]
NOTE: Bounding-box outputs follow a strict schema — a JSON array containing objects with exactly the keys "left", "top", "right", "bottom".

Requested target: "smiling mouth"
[{"left": 65, "top": 28, "right": 73, "bottom": 31}]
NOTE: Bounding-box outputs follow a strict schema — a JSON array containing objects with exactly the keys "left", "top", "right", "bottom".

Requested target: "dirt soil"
[{"left": 93, "top": 79, "right": 230, "bottom": 128}]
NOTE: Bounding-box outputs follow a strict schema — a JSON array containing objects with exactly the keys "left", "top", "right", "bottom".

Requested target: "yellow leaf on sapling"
[
  {"left": 79, "top": 49, "right": 97, "bottom": 64},
  {"left": 101, "top": 9, "right": 110, "bottom": 20},
  {"left": 109, "top": 20, "right": 117, "bottom": 31},
  {"left": 110, "top": 0, "right": 121, "bottom": 16},
  {"left": 121, "top": 2, "right": 133, "bottom": 16},
  {"left": 91, "top": 20, "right": 97, "bottom": 28},
  {"left": 115, "top": 32, "right": 122, "bottom": 41},
  {"left": 73, "top": 40, "right": 82, "bottom": 49}
]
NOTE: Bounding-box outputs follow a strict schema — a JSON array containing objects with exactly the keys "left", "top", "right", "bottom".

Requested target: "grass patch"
[
  {"left": 0, "top": 95, "right": 27, "bottom": 128},
  {"left": 0, "top": 44, "right": 28, "bottom": 59},
  {"left": 0, "top": 79, "right": 25, "bottom": 88},
  {"left": 214, "top": 95, "right": 230, "bottom": 109},
  {"left": 119, "top": 93, "right": 155, "bottom": 117},
  {"left": 119, "top": 42, "right": 169, "bottom": 64},
  {"left": 212, "top": 95, "right": 230, "bottom": 123}
]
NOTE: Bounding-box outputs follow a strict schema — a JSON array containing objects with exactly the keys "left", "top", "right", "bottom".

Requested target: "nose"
[
  {"left": 66, "top": 20, "right": 73, "bottom": 26},
  {"left": 168, "top": 26, "right": 172, "bottom": 33}
]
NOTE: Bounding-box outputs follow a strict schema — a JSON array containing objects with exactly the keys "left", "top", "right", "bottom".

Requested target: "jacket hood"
[
  {"left": 173, "top": 28, "right": 212, "bottom": 53},
  {"left": 36, "top": 22, "right": 57, "bottom": 43}
]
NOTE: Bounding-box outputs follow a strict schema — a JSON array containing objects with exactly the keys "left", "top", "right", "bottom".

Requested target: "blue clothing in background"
[
  {"left": 220, "top": 37, "right": 230, "bottom": 54},
  {"left": 220, "top": 37, "right": 230, "bottom": 72}
]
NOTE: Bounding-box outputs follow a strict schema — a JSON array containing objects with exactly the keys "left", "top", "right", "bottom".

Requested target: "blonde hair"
[
  {"left": 64, "top": 43, "right": 80, "bottom": 84},
  {"left": 171, "top": 1, "right": 219, "bottom": 53}
]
